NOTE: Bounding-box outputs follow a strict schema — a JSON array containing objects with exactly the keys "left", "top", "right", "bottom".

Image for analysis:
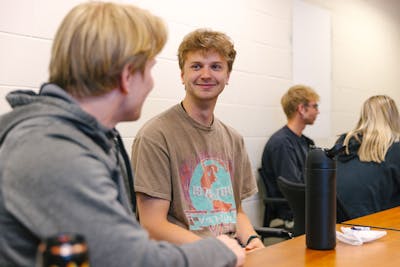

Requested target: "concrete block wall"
[
  {"left": 120, "top": 0, "right": 293, "bottom": 226},
  {"left": 305, "top": 0, "right": 400, "bottom": 147},
  {"left": 1, "top": 0, "right": 400, "bottom": 226}
]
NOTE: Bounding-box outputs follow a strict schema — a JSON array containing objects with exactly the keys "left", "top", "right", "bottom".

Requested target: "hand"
[
  {"left": 217, "top": 235, "right": 245, "bottom": 267},
  {"left": 245, "top": 236, "right": 264, "bottom": 252}
]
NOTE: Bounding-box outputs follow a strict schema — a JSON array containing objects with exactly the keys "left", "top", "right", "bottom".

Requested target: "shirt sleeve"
[
  {"left": 236, "top": 137, "right": 258, "bottom": 201},
  {"left": 131, "top": 130, "right": 172, "bottom": 200}
]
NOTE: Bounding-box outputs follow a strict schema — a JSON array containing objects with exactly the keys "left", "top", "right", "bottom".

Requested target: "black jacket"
[{"left": 336, "top": 134, "right": 400, "bottom": 219}]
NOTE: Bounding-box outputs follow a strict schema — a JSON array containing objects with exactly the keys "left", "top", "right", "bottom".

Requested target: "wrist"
[{"left": 246, "top": 234, "right": 261, "bottom": 246}]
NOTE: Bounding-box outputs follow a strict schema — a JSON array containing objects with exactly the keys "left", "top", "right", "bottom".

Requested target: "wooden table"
[
  {"left": 244, "top": 225, "right": 400, "bottom": 267},
  {"left": 243, "top": 207, "right": 400, "bottom": 266},
  {"left": 342, "top": 206, "right": 400, "bottom": 231}
]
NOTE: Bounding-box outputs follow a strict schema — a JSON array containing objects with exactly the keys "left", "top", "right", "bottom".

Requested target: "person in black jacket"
[
  {"left": 260, "top": 84, "right": 319, "bottom": 228},
  {"left": 335, "top": 95, "right": 400, "bottom": 219}
]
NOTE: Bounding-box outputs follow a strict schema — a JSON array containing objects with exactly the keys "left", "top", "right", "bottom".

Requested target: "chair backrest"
[
  {"left": 258, "top": 168, "right": 288, "bottom": 227},
  {"left": 276, "top": 176, "right": 305, "bottom": 236},
  {"left": 277, "top": 176, "right": 351, "bottom": 237}
]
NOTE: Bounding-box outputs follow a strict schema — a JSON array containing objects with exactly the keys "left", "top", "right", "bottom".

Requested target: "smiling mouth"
[{"left": 196, "top": 83, "right": 216, "bottom": 87}]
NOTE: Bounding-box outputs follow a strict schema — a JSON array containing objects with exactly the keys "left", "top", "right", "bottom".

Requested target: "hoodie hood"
[
  {"left": 336, "top": 134, "right": 361, "bottom": 163},
  {"left": 0, "top": 83, "right": 114, "bottom": 152}
]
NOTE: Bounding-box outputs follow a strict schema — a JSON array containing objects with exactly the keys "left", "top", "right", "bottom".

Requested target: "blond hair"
[
  {"left": 177, "top": 28, "right": 236, "bottom": 72},
  {"left": 343, "top": 95, "right": 400, "bottom": 163},
  {"left": 49, "top": 2, "right": 167, "bottom": 97},
  {"left": 281, "top": 84, "right": 320, "bottom": 119}
]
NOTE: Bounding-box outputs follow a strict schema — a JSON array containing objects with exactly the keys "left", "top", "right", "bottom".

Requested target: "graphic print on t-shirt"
[{"left": 182, "top": 157, "right": 237, "bottom": 235}]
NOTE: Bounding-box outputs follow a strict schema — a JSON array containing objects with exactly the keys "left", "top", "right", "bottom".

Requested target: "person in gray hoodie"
[{"left": 0, "top": 2, "right": 244, "bottom": 267}]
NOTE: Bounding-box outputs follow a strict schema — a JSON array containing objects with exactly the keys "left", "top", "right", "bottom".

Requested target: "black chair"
[
  {"left": 277, "top": 176, "right": 350, "bottom": 237},
  {"left": 276, "top": 176, "right": 305, "bottom": 237},
  {"left": 258, "top": 168, "right": 289, "bottom": 227},
  {"left": 254, "top": 226, "right": 293, "bottom": 241}
]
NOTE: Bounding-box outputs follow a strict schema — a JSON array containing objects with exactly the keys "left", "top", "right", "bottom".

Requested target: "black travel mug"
[{"left": 305, "top": 148, "right": 336, "bottom": 250}]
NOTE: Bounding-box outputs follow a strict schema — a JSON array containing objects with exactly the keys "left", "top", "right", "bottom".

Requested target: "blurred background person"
[
  {"left": 260, "top": 84, "right": 319, "bottom": 229},
  {"left": 335, "top": 95, "right": 400, "bottom": 219}
]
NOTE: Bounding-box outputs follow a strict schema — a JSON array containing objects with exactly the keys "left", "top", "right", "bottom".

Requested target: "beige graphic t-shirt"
[{"left": 132, "top": 104, "right": 257, "bottom": 238}]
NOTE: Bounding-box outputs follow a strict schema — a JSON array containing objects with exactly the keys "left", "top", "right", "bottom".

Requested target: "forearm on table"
[
  {"left": 235, "top": 207, "right": 258, "bottom": 245},
  {"left": 143, "top": 219, "right": 202, "bottom": 245},
  {"left": 136, "top": 192, "right": 201, "bottom": 245}
]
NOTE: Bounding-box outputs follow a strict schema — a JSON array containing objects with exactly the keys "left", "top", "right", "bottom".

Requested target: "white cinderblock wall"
[
  {"left": 305, "top": 0, "right": 400, "bottom": 147},
  {"left": 1, "top": 0, "right": 399, "bottom": 226}
]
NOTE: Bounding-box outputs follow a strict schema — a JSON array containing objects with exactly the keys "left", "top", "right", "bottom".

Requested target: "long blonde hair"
[
  {"left": 49, "top": 2, "right": 167, "bottom": 97},
  {"left": 343, "top": 95, "right": 400, "bottom": 162}
]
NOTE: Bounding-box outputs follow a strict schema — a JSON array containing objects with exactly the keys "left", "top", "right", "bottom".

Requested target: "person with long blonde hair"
[{"left": 336, "top": 95, "right": 400, "bottom": 219}]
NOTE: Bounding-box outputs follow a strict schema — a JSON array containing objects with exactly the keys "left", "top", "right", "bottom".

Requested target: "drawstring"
[{"left": 114, "top": 133, "right": 136, "bottom": 212}]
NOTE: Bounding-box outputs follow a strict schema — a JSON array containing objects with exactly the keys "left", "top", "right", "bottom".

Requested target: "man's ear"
[
  {"left": 180, "top": 71, "right": 185, "bottom": 84},
  {"left": 226, "top": 72, "right": 231, "bottom": 85},
  {"left": 120, "top": 63, "right": 133, "bottom": 95},
  {"left": 298, "top": 103, "right": 306, "bottom": 115}
]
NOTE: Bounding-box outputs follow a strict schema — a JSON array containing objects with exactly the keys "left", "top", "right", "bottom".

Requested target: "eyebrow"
[{"left": 188, "top": 60, "right": 225, "bottom": 64}]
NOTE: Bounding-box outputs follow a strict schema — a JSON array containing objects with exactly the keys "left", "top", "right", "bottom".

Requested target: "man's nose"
[{"left": 200, "top": 67, "right": 212, "bottom": 78}]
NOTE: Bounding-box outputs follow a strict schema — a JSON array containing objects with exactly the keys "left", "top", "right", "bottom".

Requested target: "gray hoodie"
[{"left": 0, "top": 83, "right": 237, "bottom": 267}]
